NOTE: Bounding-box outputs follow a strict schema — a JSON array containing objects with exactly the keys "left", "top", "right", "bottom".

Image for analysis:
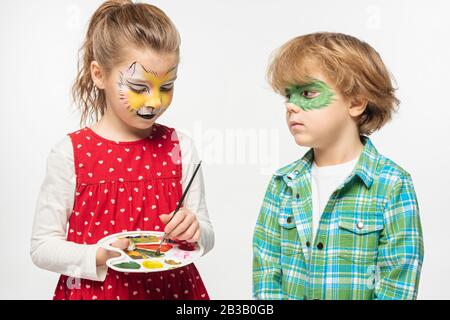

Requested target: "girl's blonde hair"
[
  {"left": 73, "top": 0, "right": 180, "bottom": 126},
  {"left": 268, "top": 32, "right": 400, "bottom": 135}
]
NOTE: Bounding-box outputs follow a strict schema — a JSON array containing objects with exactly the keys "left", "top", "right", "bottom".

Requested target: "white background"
[{"left": 1, "top": 0, "right": 449, "bottom": 299}]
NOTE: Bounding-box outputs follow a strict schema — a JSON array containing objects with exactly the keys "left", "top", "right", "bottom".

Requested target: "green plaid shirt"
[{"left": 253, "top": 137, "right": 424, "bottom": 300}]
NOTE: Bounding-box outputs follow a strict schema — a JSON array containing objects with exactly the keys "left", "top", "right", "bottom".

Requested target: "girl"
[{"left": 30, "top": 0, "right": 214, "bottom": 300}]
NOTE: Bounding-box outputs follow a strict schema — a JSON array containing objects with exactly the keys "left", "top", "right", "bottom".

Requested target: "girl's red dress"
[{"left": 53, "top": 124, "right": 209, "bottom": 300}]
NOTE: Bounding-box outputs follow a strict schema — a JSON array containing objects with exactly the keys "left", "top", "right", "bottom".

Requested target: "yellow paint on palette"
[{"left": 142, "top": 260, "right": 164, "bottom": 269}]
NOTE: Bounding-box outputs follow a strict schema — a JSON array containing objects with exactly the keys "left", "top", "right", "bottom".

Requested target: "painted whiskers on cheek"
[
  {"left": 286, "top": 79, "right": 336, "bottom": 111},
  {"left": 117, "top": 61, "right": 177, "bottom": 118},
  {"left": 118, "top": 72, "right": 136, "bottom": 114}
]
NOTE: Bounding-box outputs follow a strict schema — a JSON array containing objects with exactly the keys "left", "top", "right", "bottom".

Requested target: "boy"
[{"left": 253, "top": 32, "right": 424, "bottom": 300}]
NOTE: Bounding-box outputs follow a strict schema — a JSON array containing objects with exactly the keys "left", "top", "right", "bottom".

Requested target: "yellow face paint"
[{"left": 118, "top": 61, "right": 177, "bottom": 119}]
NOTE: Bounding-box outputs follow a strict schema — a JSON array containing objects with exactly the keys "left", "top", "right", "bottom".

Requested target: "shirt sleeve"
[
  {"left": 374, "top": 173, "right": 424, "bottom": 300},
  {"left": 177, "top": 131, "right": 215, "bottom": 256},
  {"left": 252, "top": 176, "right": 284, "bottom": 299},
  {"left": 30, "top": 136, "right": 108, "bottom": 282}
]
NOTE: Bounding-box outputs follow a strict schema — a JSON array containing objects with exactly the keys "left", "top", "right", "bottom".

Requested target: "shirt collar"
[
  {"left": 274, "top": 149, "right": 314, "bottom": 183},
  {"left": 351, "top": 136, "right": 379, "bottom": 188},
  {"left": 274, "top": 136, "right": 379, "bottom": 189}
]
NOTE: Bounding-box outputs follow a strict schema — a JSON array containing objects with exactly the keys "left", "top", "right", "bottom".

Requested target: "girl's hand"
[
  {"left": 159, "top": 208, "right": 200, "bottom": 243},
  {"left": 96, "top": 238, "right": 130, "bottom": 266}
]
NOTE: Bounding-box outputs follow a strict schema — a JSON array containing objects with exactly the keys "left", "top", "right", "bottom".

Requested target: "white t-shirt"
[
  {"left": 30, "top": 130, "right": 214, "bottom": 282},
  {"left": 310, "top": 158, "right": 358, "bottom": 242}
]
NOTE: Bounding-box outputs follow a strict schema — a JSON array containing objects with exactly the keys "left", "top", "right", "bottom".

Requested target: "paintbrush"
[{"left": 155, "top": 161, "right": 202, "bottom": 255}]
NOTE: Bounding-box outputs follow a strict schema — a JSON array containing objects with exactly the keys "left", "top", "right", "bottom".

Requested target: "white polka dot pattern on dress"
[{"left": 53, "top": 124, "right": 208, "bottom": 300}]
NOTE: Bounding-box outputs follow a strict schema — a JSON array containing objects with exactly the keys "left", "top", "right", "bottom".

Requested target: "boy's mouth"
[
  {"left": 136, "top": 107, "right": 157, "bottom": 120},
  {"left": 289, "top": 120, "right": 305, "bottom": 128}
]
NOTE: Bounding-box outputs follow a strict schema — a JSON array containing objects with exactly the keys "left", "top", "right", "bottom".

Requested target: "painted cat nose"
[
  {"left": 143, "top": 106, "right": 156, "bottom": 112},
  {"left": 146, "top": 96, "right": 162, "bottom": 109}
]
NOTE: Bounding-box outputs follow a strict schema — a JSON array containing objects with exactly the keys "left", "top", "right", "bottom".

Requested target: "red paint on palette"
[
  {"left": 178, "top": 241, "right": 197, "bottom": 251},
  {"left": 135, "top": 243, "right": 173, "bottom": 252}
]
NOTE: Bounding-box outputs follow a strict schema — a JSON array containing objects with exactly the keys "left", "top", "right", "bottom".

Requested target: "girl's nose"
[{"left": 147, "top": 92, "right": 162, "bottom": 109}]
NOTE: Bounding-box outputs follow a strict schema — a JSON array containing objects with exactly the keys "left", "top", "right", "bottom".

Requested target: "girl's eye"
[
  {"left": 302, "top": 90, "right": 319, "bottom": 99},
  {"left": 129, "top": 85, "right": 149, "bottom": 94},
  {"left": 160, "top": 84, "right": 174, "bottom": 92}
]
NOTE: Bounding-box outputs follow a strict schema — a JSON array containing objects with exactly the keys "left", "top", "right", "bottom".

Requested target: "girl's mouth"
[
  {"left": 137, "top": 113, "right": 156, "bottom": 120},
  {"left": 136, "top": 107, "right": 157, "bottom": 120}
]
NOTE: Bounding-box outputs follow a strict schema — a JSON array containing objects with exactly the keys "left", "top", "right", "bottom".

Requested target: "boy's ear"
[
  {"left": 348, "top": 96, "right": 368, "bottom": 118},
  {"left": 90, "top": 61, "right": 106, "bottom": 89}
]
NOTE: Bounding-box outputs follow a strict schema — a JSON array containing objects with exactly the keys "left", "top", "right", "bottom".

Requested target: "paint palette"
[{"left": 98, "top": 231, "right": 203, "bottom": 273}]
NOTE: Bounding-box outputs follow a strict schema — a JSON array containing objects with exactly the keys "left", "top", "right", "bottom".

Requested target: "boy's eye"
[
  {"left": 284, "top": 89, "right": 291, "bottom": 99},
  {"left": 302, "top": 90, "right": 319, "bottom": 99}
]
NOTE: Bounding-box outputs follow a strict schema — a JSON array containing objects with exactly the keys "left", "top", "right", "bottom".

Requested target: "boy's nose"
[{"left": 285, "top": 102, "right": 301, "bottom": 113}]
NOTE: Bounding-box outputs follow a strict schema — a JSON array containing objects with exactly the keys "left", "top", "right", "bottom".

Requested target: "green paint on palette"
[
  {"left": 286, "top": 79, "right": 336, "bottom": 111},
  {"left": 135, "top": 248, "right": 165, "bottom": 258},
  {"left": 114, "top": 261, "right": 141, "bottom": 270}
]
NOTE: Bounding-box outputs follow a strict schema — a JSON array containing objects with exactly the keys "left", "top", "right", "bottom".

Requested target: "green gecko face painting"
[{"left": 285, "top": 79, "right": 336, "bottom": 111}]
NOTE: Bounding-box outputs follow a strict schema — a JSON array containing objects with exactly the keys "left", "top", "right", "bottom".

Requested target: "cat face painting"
[{"left": 118, "top": 61, "right": 177, "bottom": 121}]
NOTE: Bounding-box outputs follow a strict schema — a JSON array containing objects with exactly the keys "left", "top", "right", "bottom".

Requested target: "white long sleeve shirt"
[{"left": 30, "top": 130, "right": 214, "bottom": 282}]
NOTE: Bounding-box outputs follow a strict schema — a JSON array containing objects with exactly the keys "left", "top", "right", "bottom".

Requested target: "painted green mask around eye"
[{"left": 285, "top": 79, "right": 336, "bottom": 111}]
